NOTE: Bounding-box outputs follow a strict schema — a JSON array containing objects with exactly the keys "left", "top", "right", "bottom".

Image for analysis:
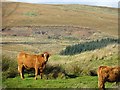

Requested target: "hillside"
[{"left": 2, "top": 2, "right": 118, "bottom": 35}]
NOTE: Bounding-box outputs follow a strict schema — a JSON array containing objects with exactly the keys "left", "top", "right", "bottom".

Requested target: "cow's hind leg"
[
  {"left": 116, "top": 82, "right": 120, "bottom": 88},
  {"left": 18, "top": 65, "right": 24, "bottom": 79}
]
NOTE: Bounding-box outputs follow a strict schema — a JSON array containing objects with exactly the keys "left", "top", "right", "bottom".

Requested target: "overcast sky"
[{"left": 4, "top": 0, "right": 120, "bottom": 8}]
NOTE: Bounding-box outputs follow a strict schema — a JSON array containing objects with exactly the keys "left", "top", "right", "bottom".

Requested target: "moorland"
[{"left": 1, "top": 2, "right": 119, "bottom": 88}]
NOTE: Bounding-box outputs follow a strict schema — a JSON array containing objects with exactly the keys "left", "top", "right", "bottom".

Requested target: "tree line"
[{"left": 60, "top": 38, "right": 120, "bottom": 55}]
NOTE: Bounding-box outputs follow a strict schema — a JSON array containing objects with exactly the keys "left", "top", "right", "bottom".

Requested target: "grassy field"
[
  {"left": 3, "top": 75, "right": 116, "bottom": 88},
  {"left": 2, "top": 44, "right": 119, "bottom": 88}
]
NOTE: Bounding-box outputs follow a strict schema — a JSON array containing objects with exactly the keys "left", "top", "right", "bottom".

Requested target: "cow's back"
[
  {"left": 17, "top": 52, "right": 26, "bottom": 64},
  {"left": 17, "top": 52, "right": 37, "bottom": 68},
  {"left": 98, "top": 66, "right": 108, "bottom": 76}
]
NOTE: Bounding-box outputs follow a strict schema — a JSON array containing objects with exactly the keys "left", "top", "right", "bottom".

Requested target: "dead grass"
[{"left": 2, "top": 2, "right": 118, "bottom": 36}]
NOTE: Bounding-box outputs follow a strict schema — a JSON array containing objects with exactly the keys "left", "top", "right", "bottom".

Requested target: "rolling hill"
[{"left": 2, "top": 2, "right": 118, "bottom": 35}]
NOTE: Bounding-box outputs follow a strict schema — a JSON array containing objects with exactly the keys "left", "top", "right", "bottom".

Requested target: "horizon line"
[{"left": 2, "top": 1, "right": 119, "bottom": 8}]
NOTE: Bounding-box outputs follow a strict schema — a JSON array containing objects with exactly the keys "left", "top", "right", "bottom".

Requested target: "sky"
[{"left": 3, "top": 0, "right": 120, "bottom": 8}]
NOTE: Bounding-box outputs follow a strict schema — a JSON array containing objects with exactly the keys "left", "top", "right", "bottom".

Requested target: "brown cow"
[
  {"left": 97, "top": 66, "right": 120, "bottom": 89},
  {"left": 17, "top": 51, "right": 50, "bottom": 80}
]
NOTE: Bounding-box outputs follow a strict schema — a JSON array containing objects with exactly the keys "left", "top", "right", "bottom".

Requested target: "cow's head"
[{"left": 42, "top": 52, "right": 50, "bottom": 62}]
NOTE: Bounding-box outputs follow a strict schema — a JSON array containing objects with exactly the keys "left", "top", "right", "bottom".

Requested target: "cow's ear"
[{"left": 41, "top": 54, "right": 44, "bottom": 57}]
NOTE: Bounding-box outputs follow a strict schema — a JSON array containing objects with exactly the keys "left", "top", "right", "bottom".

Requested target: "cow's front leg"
[
  {"left": 40, "top": 68, "right": 43, "bottom": 79},
  {"left": 35, "top": 67, "right": 38, "bottom": 80},
  {"left": 98, "top": 77, "right": 105, "bottom": 90}
]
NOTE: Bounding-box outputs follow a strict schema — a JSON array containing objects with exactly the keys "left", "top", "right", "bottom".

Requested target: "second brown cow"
[
  {"left": 97, "top": 66, "right": 120, "bottom": 89},
  {"left": 17, "top": 51, "right": 50, "bottom": 80}
]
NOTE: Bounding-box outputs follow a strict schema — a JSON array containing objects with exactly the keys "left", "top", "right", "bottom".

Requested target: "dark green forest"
[{"left": 60, "top": 38, "right": 120, "bottom": 55}]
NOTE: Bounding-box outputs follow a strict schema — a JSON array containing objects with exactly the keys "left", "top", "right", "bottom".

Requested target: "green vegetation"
[
  {"left": 2, "top": 49, "right": 119, "bottom": 88},
  {"left": 23, "top": 12, "right": 38, "bottom": 17},
  {"left": 2, "top": 75, "right": 116, "bottom": 88},
  {"left": 63, "top": 36, "right": 79, "bottom": 41},
  {"left": 59, "top": 54, "right": 118, "bottom": 76},
  {"left": 2, "top": 55, "right": 18, "bottom": 81},
  {"left": 60, "top": 38, "right": 119, "bottom": 55}
]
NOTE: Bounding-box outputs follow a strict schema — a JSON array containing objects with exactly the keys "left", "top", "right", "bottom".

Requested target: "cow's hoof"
[
  {"left": 34, "top": 77, "right": 37, "bottom": 80},
  {"left": 21, "top": 78, "right": 24, "bottom": 80}
]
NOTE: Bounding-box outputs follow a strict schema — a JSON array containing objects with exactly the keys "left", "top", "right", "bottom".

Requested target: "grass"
[
  {"left": 2, "top": 43, "right": 119, "bottom": 89},
  {"left": 2, "top": 44, "right": 119, "bottom": 77},
  {"left": 23, "top": 12, "right": 38, "bottom": 17},
  {"left": 2, "top": 75, "right": 115, "bottom": 88},
  {"left": 2, "top": 55, "right": 18, "bottom": 81},
  {"left": 2, "top": 44, "right": 119, "bottom": 88}
]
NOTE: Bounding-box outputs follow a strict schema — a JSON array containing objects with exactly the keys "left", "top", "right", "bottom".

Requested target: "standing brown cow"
[
  {"left": 17, "top": 51, "right": 50, "bottom": 80},
  {"left": 97, "top": 66, "right": 120, "bottom": 89}
]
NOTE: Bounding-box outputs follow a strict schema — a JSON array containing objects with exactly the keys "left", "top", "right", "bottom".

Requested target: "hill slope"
[{"left": 2, "top": 2, "right": 118, "bottom": 35}]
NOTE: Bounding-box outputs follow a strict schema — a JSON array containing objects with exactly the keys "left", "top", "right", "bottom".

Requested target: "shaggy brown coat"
[{"left": 97, "top": 66, "right": 120, "bottom": 89}]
